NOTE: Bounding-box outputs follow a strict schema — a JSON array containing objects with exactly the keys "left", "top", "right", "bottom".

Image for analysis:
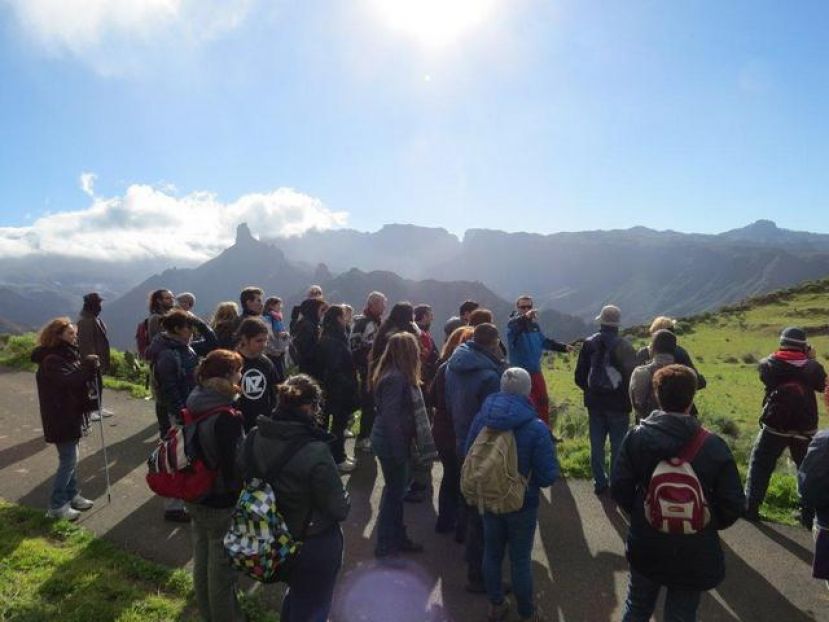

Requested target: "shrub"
[{"left": 741, "top": 353, "right": 758, "bottom": 365}]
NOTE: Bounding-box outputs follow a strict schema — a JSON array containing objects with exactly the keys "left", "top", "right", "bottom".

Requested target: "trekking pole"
[{"left": 96, "top": 375, "right": 113, "bottom": 504}]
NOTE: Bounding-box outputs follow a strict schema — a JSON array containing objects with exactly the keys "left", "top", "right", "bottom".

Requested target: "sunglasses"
[{"left": 518, "top": 305, "right": 533, "bottom": 310}]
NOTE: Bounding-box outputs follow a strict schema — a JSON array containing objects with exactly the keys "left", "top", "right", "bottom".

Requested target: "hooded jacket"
[
  {"left": 316, "top": 322, "right": 358, "bottom": 415},
  {"left": 611, "top": 411, "right": 745, "bottom": 590},
  {"left": 636, "top": 344, "right": 707, "bottom": 390},
  {"left": 291, "top": 299, "right": 325, "bottom": 379},
  {"left": 32, "top": 344, "right": 96, "bottom": 444},
  {"left": 185, "top": 382, "right": 244, "bottom": 508},
  {"left": 246, "top": 409, "right": 350, "bottom": 538},
  {"left": 629, "top": 353, "right": 676, "bottom": 421},
  {"left": 77, "top": 308, "right": 111, "bottom": 373},
  {"left": 506, "top": 313, "right": 568, "bottom": 374},
  {"left": 445, "top": 341, "right": 506, "bottom": 455},
  {"left": 465, "top": 392, "right": 559, "bottom": 510},
  {"left": 429, "top": 361, "right": 455, "bottom": 458},
  {"left": 799, "top": 429, "right": 829, "bottom": 529},
  {"left": 574, "top": 327, "right": 637, "bottom": 413},
  {"left": 759, "top": 350, "right": 827, "bottom": 434}
]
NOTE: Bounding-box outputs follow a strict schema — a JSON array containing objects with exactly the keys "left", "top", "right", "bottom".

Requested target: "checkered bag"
[{"left": 224, "top": 431, "right": 309, "bottom": 583}]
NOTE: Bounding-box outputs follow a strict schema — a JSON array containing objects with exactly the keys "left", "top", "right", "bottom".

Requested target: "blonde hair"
[
  {"left": 371, "top": 332, "right": 421, "bottom": 391},
  {"left": 38, "top": 317, "right": 73, "bottom": 348},
  {"left": 211, "top": 301, "right": 239, "bottom": 328},
  {"left": 441, "top": 326, "right": 474, "bottom": 361},
  {"left": 649, "top": 316, "right": 676, "bottom": 335}
]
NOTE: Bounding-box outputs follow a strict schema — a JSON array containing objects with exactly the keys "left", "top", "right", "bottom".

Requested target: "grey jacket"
[{"left": 629, "top": 353, "right": 675, "bottom": 422}]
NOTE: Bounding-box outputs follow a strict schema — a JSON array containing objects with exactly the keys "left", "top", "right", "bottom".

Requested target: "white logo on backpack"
[{"left": 644, "top": 427, "right": 712, "bottom": 535}]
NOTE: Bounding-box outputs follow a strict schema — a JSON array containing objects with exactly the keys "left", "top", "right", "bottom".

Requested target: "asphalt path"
[{"left": 0, "top": 367, "right": 826, "bottom": 621}]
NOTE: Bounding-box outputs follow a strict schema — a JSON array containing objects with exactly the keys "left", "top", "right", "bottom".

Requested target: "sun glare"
[{"left": 369, "top": 0, "right": 499, "bottom": 49}]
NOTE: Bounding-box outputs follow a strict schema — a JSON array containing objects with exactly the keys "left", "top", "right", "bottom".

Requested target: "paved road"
[{"left": 1, "top": 367, "right": 827, "bottom": 621}]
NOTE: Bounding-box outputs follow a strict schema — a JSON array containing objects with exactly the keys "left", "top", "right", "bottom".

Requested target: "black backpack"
[
  {"left": 587, "top": 335, "right": 623, "bottom": 395},
  {"left": 760, "top": 380, "right": 812, "bottom": 432}
]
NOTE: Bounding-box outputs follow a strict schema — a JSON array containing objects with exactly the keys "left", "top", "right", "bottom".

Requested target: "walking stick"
[{"left": 96, "top": 375, "right": 113, "bottom": 504}]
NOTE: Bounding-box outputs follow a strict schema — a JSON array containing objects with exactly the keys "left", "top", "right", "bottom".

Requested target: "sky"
[{"left": 0, "top": 0, "right": 828, "bottom": 261}]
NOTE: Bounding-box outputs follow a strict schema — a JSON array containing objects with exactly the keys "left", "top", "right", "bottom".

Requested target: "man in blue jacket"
[
  {"left": 465, "top": 367, "right": 559, "bottom": 622},
  {"left": 446, "top": 322, "right": 506, "bottom": 593},
  {"left": 507, "top": 295, "right": 574, "bottom": 426}
]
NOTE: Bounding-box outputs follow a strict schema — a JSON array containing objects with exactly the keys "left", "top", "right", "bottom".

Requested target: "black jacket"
[
  {"left": 316, "top": 324, "right": 358, "bottom": 415},
  {"left": 246, "top": 410, "right": 350, "bottom": 538},
  {"left": 635, "top": 344, "right": 707, "bottom": 390},
  {"left": 759, "top": 351, "right": 826, "bottom": 433},
  {"left": 799, "top": 429, "right": 829, "bottom": 528},
  {"left": 575, "top": 327, "right": 637, "bottom": 413},
  {"left": 32, "top": 344, "right": 96, "bottom": 444},
  {"left": 611, "top": 412, "right": 745, "bottom": 590},
  {"left": 291, "top": 299, "right": 324, "bottom": 380}
]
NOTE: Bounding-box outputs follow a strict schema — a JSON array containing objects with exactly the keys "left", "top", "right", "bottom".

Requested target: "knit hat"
[
  {"left": 595, "top": 305, "right": 621, "bottom": 327},
  {"left": 780, "top": 327, "right": 808, "bottom": 351},
  {"left": 501, "top": 367, "right": 532, "bottom": 398},
  {"left": 651, "top": 329, "right": 677, "bottom": 355}
]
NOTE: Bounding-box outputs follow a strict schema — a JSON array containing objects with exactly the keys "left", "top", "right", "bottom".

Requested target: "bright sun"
[{"left": 369, "top": 0, "right": 499, "bottom": 48}]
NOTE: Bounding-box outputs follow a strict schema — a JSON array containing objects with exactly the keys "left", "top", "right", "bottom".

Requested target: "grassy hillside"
[{"left": 547, "top": 278, "right": 829, "bottom": 524}]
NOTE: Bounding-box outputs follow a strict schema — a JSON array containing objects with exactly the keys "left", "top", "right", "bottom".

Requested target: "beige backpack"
[{"left": 461, "top": 427, "right": 527, "bottom": 514}]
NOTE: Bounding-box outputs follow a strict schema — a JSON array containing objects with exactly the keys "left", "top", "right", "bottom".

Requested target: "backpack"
[
  {"left": 461, "top": 427, "right": 527, "bottom": 514},
  {"left": 644, "top": 427, "right": 712, "bottom": 535},
  {"left": 587, "top": 335, "right": 623, "bottom": 394},
  {"left": 145, "top": 405, "right": 237, "bottom": 501},
  {"left": 224, "top": 431, "right": 311, "bottom": 583},
  {"left": 760, "top": 380, "right": 811, "bottom": 432},
  {"left": 135, "top": 318, "right": 150, "bottom": 360}
]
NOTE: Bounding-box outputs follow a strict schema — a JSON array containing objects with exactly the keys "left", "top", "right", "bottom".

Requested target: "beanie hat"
[
  {"left": 651, "top": 329, "right": 677, "bottom": 355},
  {"left": 501, "top": 367, "right": 532, "bottom": 398},
  {"left": 780, "top": 327, "right": 808, "bottom": 351},
  {"left": 595, "top": 305, "right": 621, "bottom": 327}
]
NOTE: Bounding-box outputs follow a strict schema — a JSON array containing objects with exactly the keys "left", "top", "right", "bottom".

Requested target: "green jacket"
[{"left": 247, "top": 411, "right": 350, "bottom": 538}]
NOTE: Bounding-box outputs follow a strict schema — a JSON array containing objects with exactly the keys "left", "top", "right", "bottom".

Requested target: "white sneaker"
[
  {"left": 344, "top": 429, "right": 355, "bottom": 439},
  {"left": 46, "top": 503, "right": 81, "bottom": 521},
  {"left": 356, "top": 438, "right": 372, "bottom": 453},
  {"left": 337, "top": 460, "right": 357, "bottom": 474},
  {"left": 101, "top": 408, "right": 114, "bottom": 418},
  {"left": 71, "top": 494, "right": 94, "bottom": 511},
  {"left": 88, "top": 411, "right": 102, "bottom": 422}
]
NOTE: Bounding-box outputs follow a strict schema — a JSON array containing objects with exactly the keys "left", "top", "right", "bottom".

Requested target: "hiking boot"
[
  {"left": 337, "top": 459, "right": 357, "bottom": 474},
  {"left": 520, "top": 613, "right": 546, "bottom": 622},
  {"left": 70, "top": 495, "right": 94, "bottom": 511},
  {"left": 46, "top": 503, "right": 81, "bottom": 522},
  {"left": 488, "top": 600, "right": 510, "bottom": 622},
  {"left": 796, "top": 508, "right": 815, "bottom": 529},
  {"left": 594, "top": 484, "right": 609, "bottom": 496},
  {"left": 404, "top": 484, "right": 432, "bottom": 503},
  {"left": 344, "top": 429, "right": 355, "bottom": 439},
  {"left": 356, "top": 438, "right": 373, "bottom": 453},
  {"left": 399, "top": 538, "right": 424, "bottom": 554},
  {"left": 466, "top": 580, "right": 512, "bottom": 595},
  {"left": 101, "top": 408, "right": 115, "bottom": 417},
  {"left": 743, "top": 508, "right": 762, "bottom": 522},
  {"left": 88, "top": 411, "right": 102, "bottom": 422},
  {"left": 164, "top": 509, "right": 191, "bottom": 523}
]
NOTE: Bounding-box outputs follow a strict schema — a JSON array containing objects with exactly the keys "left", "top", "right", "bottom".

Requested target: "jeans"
[
  {"left": 50, "top": 441, "right": 79, "bottom": 510},
  {"left": 588, "top": 409, "right": 630, "bottom": 491},
  {"left": 745, "top": 427, "right": 811, "bottom": 515},
  {"left": 436, "top": 450, "right": 460, "bottom": 532},
  {"left": 465, "top": 505, "right": 485, "bottom": 583},
  {"left": 185, "top": 503, "right": 241, "bottom": 622},
  {"left": 483, "top": 506, "right": 538, "bottom": 618},
  {"left": 376, "top": 456, "right": 410, "bottom": 553},
  {"left": 282, "top": 525, "right": 343, "bottom": 622},
  {"left": 622, "top": 568, "right": 702, "bottom": 621}
]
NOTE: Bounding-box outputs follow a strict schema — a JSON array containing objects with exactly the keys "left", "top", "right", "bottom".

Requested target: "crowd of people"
[{"left": 29, "top": 283, "right": 829, "bottom": 621}]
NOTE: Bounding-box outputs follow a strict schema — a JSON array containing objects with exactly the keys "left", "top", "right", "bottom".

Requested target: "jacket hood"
[
  {"left": 637, "top": 411, "right": 701, "bottom": 459},
  {"left": 299, "top": 299, "right": 325, "bottom": 323},
  {"left": 477, "top": 392, "right": 537, "bottom": 431},
  {"left": 256, "top": 411, "right": 333, "bottom": 444},
  {"left": 765, "top": 351, "right": 809, "bottom": 370},
  {"left": 31, "top": 343, "right": 78, "bottom": 364},
  {"left": 146, "top": 332, "right": 184, "bottom": 360},
  {"left": 448, "top": 342, "right": 502, "bottom": 375},
  {"left": 186, "top": 383, "right": 237, "bottom": 413}
]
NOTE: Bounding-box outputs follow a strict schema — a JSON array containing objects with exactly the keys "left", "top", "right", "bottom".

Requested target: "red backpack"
[
  {"left": 644, "top": 427, "right": 712, "bottom": 535},
  {"left": 135, "top": 318, "right": 151, "bottom": 360},
  {"left": 146, "top": 405, "right": 240, "bottom": 501}
]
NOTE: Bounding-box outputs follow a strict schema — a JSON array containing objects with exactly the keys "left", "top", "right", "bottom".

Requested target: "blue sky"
[{"left": 0, "top": 0, "right": 827, "bottom": 256}]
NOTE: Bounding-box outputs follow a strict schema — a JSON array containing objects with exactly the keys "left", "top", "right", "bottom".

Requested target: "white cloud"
[
  {"left": 3, "top": 0, "right": 255, "bottom": 73},
  {"left": 0, "top": 179, "right": 348, "bottom": 263},
  {"left": 79, "top": 172, "right": 97, "bottom": 197}
]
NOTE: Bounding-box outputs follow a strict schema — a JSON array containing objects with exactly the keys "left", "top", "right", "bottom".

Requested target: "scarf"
[{"left": 410, "top": 385, "right": 438, "bottom": 464}]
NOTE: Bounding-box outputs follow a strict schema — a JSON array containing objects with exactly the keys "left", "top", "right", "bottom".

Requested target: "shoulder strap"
[{"left": 678, "top": 427, "right": 711, "bottom": 463}]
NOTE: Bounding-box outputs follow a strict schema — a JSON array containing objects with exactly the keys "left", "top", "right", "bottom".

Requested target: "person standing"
[
  {"left": 235, "top": 318, "right": 280, "bottom": 432},
  {"left": 612, "top": 365, "right": 744, "bottom": 622},
  {"left": 350, "top": 291, "right": 387, "bottom": 453},
  {"left": 147, "top": 288, "right": 176, "bottom": 436},
  {"left": 241, "top": 374, "right": 350, "bottom": 622},
  {"left": 574, "top": 305, "right": 637, "bottom": 495},
  {"left": 291, "top": 298, "right": 326, "bottom": 380},
  {"left": 32, "top": 318, "right": 98, "bottom": 521},
  {"left": 316, "top": 305, "right": 359, "bottom": 473},
  {"left": 211, "top": 301, "right": 240, "bottom": 350},
  {"left": 77, "top": 292, "right": 113, "bottom": 421},
  {"left": 175, "top": 292, "right": 196, "bottom": 312},
  {"left": 465, "top": 368, "right": 559, "bottom": 622},
  {"left": 263, "top": 296, "right": 289, "bottom": 380},
  {"left": 506, "top": 295, "right": 574, "bottom": 426},
  {"left": 629, "top": 330, "right": 678, "bottom": 424},
  {"left": 444, "top": 300, "right": 480, "bottom": 343},
  {"left": 183, "top": 349, "right": 246, "bottom": 622},
  {"left": 744, "top": 327, "right": 827, "bottom": 524}
]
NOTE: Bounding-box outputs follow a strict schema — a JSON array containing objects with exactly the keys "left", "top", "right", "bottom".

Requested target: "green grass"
[
  {"left": 0, "top": 499, "right": 194, "bottom": 621},
  {"left": 543, "top": 277, "right": 829, "bottom": 525}
]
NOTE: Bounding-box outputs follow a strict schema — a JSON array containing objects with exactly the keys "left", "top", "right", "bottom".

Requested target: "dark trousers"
[
  {"left": 155, "top": 400, "right": 170, "bottom": 438},
  {"left": 357, "top": 376, "right": 376, "bottom": 440},
  {"left": 483, "top": 506, "right": 538, "bottom": 618},
  {"left": 282, "top": 525, "right": 343, "bottom": 622},
  {"left": 622, "top": 568, "right": 701, "bottom": 622},
  {"left": 745, "top": 427, "right": 811, "bottom": 514},
  {"left": 465, "top": 504, "right": 485, "bottom": 583},
  {"left": 323, "top": 405, "right": 352, "bottom": 464},
  {"left": 436, "top": 449, "right": 460, "bottom": 532},
  {"left": 376, "top": 457, "right": 410, "bottom": 554}
]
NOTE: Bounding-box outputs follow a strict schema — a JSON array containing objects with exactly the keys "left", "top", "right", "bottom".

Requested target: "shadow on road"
[{"left": 0, "top": 435, "right": 47, "bottom": 471}]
